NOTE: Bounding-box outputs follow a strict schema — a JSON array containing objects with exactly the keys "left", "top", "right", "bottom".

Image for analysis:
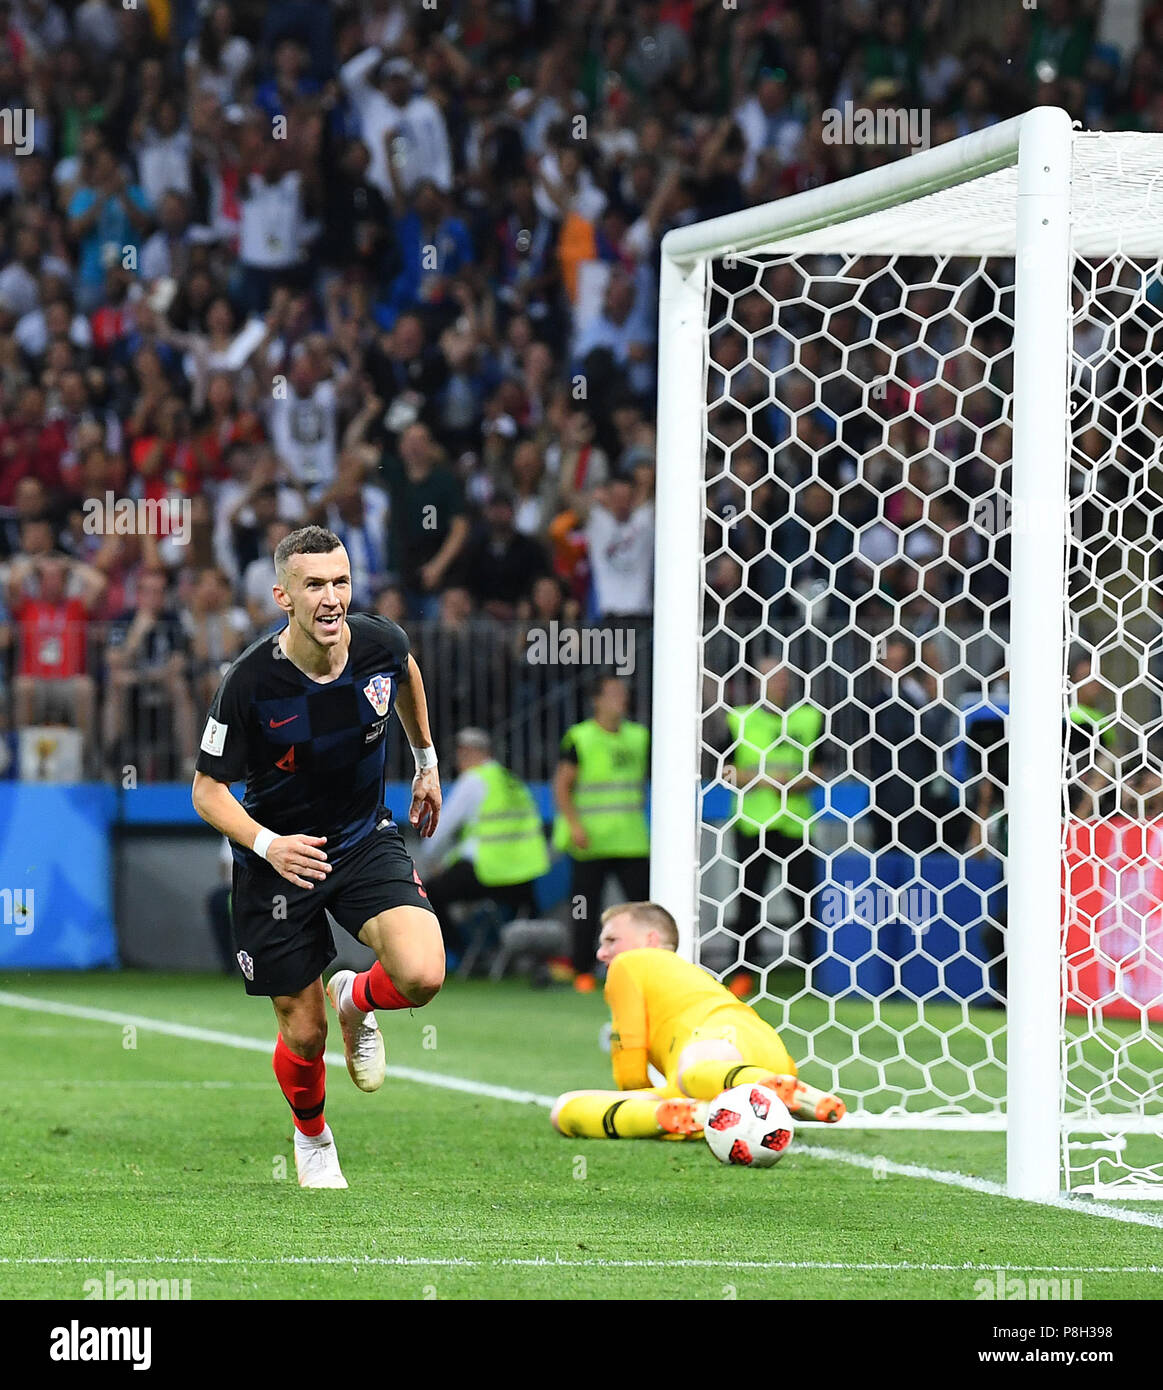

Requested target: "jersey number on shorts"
[{"left": 276, "top": 746, "right": 297, "bottom": 772}]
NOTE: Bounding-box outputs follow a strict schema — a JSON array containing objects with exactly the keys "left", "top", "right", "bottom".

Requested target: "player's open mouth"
[{"left": 317, "top": 614, "right": 342, "bottom": 632}]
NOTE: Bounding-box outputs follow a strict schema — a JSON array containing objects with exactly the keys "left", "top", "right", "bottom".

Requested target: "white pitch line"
[
  {"left": 1, "top": 989, "right": 1161, "bottom": 1231},
  {"left": 1, "top": 1256, "right": 1160, "bottom": 1274},
  {"left": 0, "top": 991, "right": 554, "bottom": 1107},
  {"left": 794, "top": 1143, "right": 1163, "bottom": 1230}
]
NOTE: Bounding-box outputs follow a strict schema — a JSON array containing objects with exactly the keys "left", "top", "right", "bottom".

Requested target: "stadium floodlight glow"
[{"left": 652, "top": 107, "right": 1163, "bottom": 1201}]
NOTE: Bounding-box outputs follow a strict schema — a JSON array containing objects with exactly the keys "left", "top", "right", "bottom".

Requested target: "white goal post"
[{"left": 651, "top": 107, "right": 1163, "bottom": 1201}]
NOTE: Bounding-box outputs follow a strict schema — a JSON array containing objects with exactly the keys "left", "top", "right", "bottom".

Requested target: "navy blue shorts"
[{"left": 229, "top": 820, "right": 434, "bottom": 997}]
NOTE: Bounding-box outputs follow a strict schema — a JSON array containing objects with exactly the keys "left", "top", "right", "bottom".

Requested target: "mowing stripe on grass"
[
  {"left": 1, "top": 1256, "right": 1160, "bottom": 1273},
  {"left": 2, "top": 989, "right": 1161, "bottom": 1232},
  {"left": 13, "top": 1079, "right": 275, "bottom": 1088}
]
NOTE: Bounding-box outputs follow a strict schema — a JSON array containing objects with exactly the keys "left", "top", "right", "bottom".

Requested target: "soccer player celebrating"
[
  {"left": 551, "top": 901, "right": 845, "bottom": 1141},
  {"left": 192, "top": 526, "right": 443, "bottom": 1188}
]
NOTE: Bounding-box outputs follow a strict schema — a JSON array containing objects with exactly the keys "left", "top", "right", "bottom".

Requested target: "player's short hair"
[
  {"left": 601, "top": 901, "right": 679, "bottom": 949},
  {"left": 274, "top": 525, "right": 343, "bottom": 585}
]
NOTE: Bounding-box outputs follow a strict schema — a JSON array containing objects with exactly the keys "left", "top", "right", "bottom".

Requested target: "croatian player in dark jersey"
[{"left": 192, "top": 526, "right": 443, "bottom": 1188}]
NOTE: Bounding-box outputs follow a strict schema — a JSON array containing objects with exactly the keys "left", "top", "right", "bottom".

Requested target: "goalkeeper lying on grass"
[{"left": 552, "top": 901, "right": 845, "bottom": 1140}]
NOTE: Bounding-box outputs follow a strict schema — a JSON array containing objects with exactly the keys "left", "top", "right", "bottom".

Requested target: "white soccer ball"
[{"left": 704, "top": 1083, "right": 795, "bottom": 1168}]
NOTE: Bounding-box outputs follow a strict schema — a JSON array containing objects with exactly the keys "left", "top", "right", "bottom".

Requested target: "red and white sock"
[{"left": 349, "top": 962, "right": 413, "bottom": 1015}]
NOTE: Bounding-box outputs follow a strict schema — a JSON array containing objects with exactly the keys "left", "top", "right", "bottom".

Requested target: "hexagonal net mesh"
[{"left": 685, "top": 130, "right": 1163, "bottom": 1196}]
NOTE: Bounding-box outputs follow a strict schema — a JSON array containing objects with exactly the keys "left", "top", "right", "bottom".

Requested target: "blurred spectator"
[
  {"left": 236, "top": 137, "right": 313, "bottom": 314},
  {"left": 264, "top": 336, "right": 344, "bottom": 496},
  {"left": 310, "top": 453, "right": 390, "bottom": 610},
  {"left": 1027, "top": 0, "right": 1094, "bottom": 81},
  {"left": 583, "top": 475, "right": 654, "bottom": 620},
  {"left": 243, "top": 517, "right": 293, "bottom": 632},
  {"left": 0, "top": 219, "right": 57, "bottom": 319},
  {"left": 723, "top": 656, "right": 823, "bottom": 972},
  {"left": 184, "top": 3, "right": 253, "bottom": 105},
  {"left": 378, "top": 421, "right": 469, "bottom": 617},
  {"left": 103, "top": 567, "right": 197, "bottom": 776},
  {"left": 339, "top": 49, "right": 452, "bottom": 200},
  {"left": 734, "top": 70, "right": 806, "bottom": 186},
  {"left": 133, "top": 96, "right": 192, "bottom": 210},
  {"left": 1064, "top": 652, "right": 1117, "bottom": 818},
  {"left": 0, "top": 384, "right": 67, "bottom": 503},
  {"left": 66, "top": 142, "right": 151, "bottom": 314},
  {"left": 459, "top": 490, "right": 550, "bottom": 620},
  {"left": 9, "top": 553, "right": 103, "bottom": 769},
  {"left": 543, "top": 404, "right": 609, "bottom": 512},
  {"left": 14, "top": 292, "right": 93, "bottom": 363},
  {"left": 183, "top": 565, "right": 249, "bottom": 710},
  {"left": 572, "top": 268, "right": 657, "bottom": 402},
  {"left": 320, "top": 136, "right": 397, "bottom": 283},
  {"left": 380, "top": 179, "right": 473, "bottom": 328},
  {"left": 0, "top": 474, "right": 51, "bottom": 559},
  {"left": 553, "top": 674, "right": 650, "bottom": 988},
  {"left": 139, "top": 191, "right": 195, "bottom": 286},
  {"left": 509, "top": 438, "right": 557, "bottom": 537}
]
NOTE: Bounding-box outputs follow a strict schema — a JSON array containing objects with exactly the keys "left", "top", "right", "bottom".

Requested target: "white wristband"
[
  {"left": 252, "top": 828, "right": 277, "bottom": 860},
  {"left": 411, "top": 745, "right": 438, "bottom": 772}
]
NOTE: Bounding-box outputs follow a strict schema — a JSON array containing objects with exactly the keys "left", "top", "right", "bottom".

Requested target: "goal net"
[{"left": 651, "top": 109, "right": 1163, "bottom": 1200}]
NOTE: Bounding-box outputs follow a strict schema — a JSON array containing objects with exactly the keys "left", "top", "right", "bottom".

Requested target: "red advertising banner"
[{"left": 1062, "top": 818, "right": 1163, "bottom": 1021}]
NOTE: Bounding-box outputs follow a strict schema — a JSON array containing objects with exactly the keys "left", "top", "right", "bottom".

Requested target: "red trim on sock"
[
  {"left": 272, "top": 1034, "right": 326, "bottom": 1136},
  {"left": 352, "top": 961, "right": 412, "bottom": 1012}
]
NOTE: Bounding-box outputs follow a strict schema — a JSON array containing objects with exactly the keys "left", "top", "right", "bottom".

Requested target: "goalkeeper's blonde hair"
[{"left": 601, "top": 901, "right": 679, "bottom": 950}]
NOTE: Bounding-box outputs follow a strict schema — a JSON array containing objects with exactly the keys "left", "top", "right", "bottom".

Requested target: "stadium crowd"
[{"left": 0, "top": 0, "right": 1146, "bottom": 788}]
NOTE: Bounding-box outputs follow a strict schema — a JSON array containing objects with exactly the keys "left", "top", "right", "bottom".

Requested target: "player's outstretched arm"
[
  {"left": 394, "top": 654, "right": 441, "bottom": 838},
  {"left": 191, "top": 772, "right": 332, "bottom": 890},
  {"left": 604, "top": 956, "right": 651, "bottom": 1090}
]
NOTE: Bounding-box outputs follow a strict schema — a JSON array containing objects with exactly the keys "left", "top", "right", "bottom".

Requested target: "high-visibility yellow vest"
[
  {"left": 1069, "top": 703, "right": 1115, "bottom": 747},
  {"left": 460, "top": 761, "right": 550, "bottom": 887},
  {"left": 553, "top": 718, "right": 650, "bottom": 860},
  {"left": 726, "top": 702, "right": 822, "bottom": 838}
]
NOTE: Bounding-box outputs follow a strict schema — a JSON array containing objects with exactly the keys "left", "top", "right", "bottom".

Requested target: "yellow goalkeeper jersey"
[{"left": 604, "top": 948, "right": 791, "bottom": 1092}]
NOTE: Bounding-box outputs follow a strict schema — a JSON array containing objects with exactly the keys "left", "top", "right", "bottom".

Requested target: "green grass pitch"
[{"left": 1, "top": 972, "right": 1161, "bottom": 1301}]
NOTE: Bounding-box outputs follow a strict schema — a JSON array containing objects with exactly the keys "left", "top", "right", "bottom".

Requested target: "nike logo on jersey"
[{"left": 269, "top": 716, "right": 298, "bottom": 728}]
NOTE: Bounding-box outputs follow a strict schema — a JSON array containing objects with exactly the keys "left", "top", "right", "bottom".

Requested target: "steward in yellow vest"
[
  {"left": 418, "top": 728, "right": 549, "bottom": 958},
  {"left": 553, "top": 675, "right": 651, "bottom": 988},
  {"left": 724, "top": 658, "right": 822, "bottom": 979}
]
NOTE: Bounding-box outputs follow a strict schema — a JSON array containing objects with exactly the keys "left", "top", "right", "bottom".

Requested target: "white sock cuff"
[{"left": 295, "top": 1123, "right": 332, "bottom": 1148}]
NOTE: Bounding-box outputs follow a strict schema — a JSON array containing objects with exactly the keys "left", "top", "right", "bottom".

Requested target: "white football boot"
[
  {"left": 294, "top": 1125, "right": 348, "bottom": 1189},
  {"left": 326, "top": 969, "right": 387, "bottom": 1092}
]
